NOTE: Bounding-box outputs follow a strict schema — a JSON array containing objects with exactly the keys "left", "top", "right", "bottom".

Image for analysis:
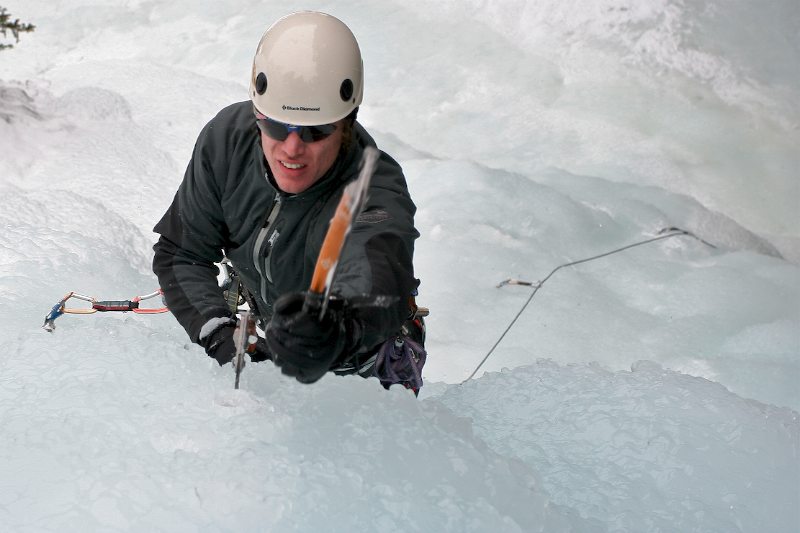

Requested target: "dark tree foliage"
[{"left": 1, "top": 6, "right": 35, "bottom": 50}]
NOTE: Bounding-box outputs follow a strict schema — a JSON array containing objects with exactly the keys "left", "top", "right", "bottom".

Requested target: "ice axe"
[
  {"left": 304, "top": 146, "right": 379, "bottom": 317},
  {"left": 232, "top": 310, "right": 257, "bottom": 390},
  {"left": 232, "top": 147, "right": 378, "bottom": 389}
]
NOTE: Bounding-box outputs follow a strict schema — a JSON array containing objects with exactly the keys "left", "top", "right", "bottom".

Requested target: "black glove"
[
  {"left": 250, "top": 337, "right": 272, "bottom": 363},
  {"left": 265, "top": 292, "right": 346, "bottom": 384},
  {"left": 202, "top": 324, "right": 237, "bottom": 366},
  {"left": 202, "top": 323, "right": 272, "bottom": 366}
]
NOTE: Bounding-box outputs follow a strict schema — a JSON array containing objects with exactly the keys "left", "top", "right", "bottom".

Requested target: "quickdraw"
[{"left": 42, "top": 289, "right": 168, "bottom": 332}]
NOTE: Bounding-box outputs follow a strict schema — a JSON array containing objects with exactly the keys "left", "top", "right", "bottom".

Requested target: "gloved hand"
[
  {"left": 202, "top": 324, "right": 237, "bottom": 366},
  {"left": 265, "top": 292, "right": 346, "bottom": 383},
  {"left": 202, "top": 323, "right": 272, "bottom": 366},
  {"left": 250, "top": 337, "right": 272, "bottom": 363}
]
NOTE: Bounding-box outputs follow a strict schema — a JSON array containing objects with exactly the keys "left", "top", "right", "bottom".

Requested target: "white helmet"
[{"left": 250, "top": 11, "right": 364, "bottom": 126}]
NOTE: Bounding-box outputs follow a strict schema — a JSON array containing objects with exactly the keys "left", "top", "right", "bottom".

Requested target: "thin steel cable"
[{"left": 461, "top": 228, "right": 715, "bottom": 383}]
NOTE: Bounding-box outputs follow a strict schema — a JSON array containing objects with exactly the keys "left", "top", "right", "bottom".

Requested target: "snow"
[{"left": 1, "top": 0, "right": 798, "bottom": 531}]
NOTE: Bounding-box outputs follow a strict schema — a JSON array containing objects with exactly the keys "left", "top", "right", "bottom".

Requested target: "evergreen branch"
[{"left": 0, "top": 6, "right": 36, "bottom": 49}]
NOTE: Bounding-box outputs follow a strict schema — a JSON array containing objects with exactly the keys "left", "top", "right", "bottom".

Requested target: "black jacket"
[{"left": 153, "top": 101, "right": 419, "bottom": 361}]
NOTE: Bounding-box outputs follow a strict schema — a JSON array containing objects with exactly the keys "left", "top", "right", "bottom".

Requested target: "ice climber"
[{"left": 152, "top": 11, "right": 425, "bottom": 387}]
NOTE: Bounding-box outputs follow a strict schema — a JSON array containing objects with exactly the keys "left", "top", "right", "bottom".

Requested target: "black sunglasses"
[{"left": 254, "top": 109, "right": 337, "bottom": 143}]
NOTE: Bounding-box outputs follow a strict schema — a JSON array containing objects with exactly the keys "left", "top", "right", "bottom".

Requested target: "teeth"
[{"left": 281, "top": 161, "right": 305, "bottom": 170}]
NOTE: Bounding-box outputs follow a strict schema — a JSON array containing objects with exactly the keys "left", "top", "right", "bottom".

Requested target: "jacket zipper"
[{"left": 253, "top": 193, "right": 282, "bottom": 307}]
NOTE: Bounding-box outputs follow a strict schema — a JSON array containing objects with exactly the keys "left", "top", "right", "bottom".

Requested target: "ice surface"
[{"left": 1, "top": 0, "right": 798, "bottom": 531}]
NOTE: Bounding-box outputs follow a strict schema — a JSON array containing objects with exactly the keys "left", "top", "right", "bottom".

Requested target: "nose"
[{"left": 281, "top": 132, "right": 306, "bottom": 157}]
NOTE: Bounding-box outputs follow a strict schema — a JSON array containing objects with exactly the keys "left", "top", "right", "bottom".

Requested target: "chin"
[{"left": 275, "top": 177, "right": 309, "bottom": 194}]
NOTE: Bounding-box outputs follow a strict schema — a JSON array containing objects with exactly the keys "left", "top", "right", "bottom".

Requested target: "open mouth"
[{"left": 280, "top": 161, "right": 305, "bottom": 170}]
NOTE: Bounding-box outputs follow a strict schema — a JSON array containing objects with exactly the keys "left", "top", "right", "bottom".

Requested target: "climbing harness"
[
  {"left": 42, "top": 289, "right": 168, "bottom": 332},
  {"left": 461, "top": 227, "right": 717, "bottom": 383}
]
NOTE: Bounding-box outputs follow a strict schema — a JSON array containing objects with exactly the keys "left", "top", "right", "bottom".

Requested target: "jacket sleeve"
[
  {"left": 152, "top": 118, "right": 235, "bottom": 344},
  {"left": 333, "top": 150, "right": 420, "bottom": 354}
]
